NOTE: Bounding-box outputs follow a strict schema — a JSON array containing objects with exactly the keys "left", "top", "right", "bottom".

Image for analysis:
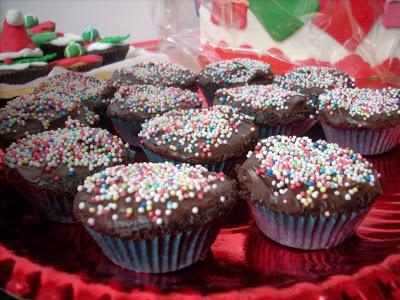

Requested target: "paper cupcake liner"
[
  {"left": 111, "top": 117, "right": 142, "bottom": 147},
  {"left": 84, "top": 222, "right": 220, "bottom": 273},
  {"left": 21, "top": 187, "right": 76, "bottom": 224},
  {"left": 67, "top": 60, "right": 103, "bottom": 73},
  {"left": 248, "top": 201, "right": 370, "bottom": 250},
  {"left": 258, "top": 119, "right": 317, "bottom": 138},
  {"left": 141, "top": 146, "right": 238, "bottom": 175},
  {"left": 321, "top": 123, "right": 400, "bottom": 155}
]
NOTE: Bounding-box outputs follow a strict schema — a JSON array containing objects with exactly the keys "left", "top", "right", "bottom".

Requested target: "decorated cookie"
[
  {"left": 237, "top": 135, "right": 382, "bottom": 249},
  {"left": 0, "top": 9, "right": 55, "bottom": 83},
  {"left": 74, "top": 162, "right": 238, "bottom": 272},
  {"left": 85, "top": 34, "right": 130, "bottom": 66},
  {"left": 5, "top": 123, "right": 131, "bottom": 223}
]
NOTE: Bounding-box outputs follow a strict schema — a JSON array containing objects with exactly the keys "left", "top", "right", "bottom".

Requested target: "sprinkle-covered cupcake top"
[
  {"left": 317, "top": 88, "right": 400, "bottom": 128},
  {"left": 5, "top": 124, "right": 129, "bottom": 183},
  {"left": 239, "top": 136, "right": 381, "bottom": 215},
  {"left": 107, "top": 84, "right": 202, "bottom": 122},
  {"left": 36, "top": 72, "right": 104, "bottom": 101},
  {"left": 214, "top": 85, "right": 312, "bottom": 124},
  {"left": 116, "top": 62, "right": 197, "bottom": 87},
  {"left": 74, "top": 162, "right": 237, "bottom": 237},
  {"left": 0, "top": 92, "right": 98, "bottom": 142},
  {"left": 277, "top": 67, "right": 355, "bottom": 94},
  {"left": 139, "top": 105, "right": 258, "bottom": 162},
  {"left": 199, "top": 58, "right": 272, "bottom": 85}
]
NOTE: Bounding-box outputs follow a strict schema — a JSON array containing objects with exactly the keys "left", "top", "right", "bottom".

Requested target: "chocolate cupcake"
[
  {"left": 0, "top": 91, "right": 98, "bottom": 149},
  {"left": 139, "top": 105, "right": 259, "bottom": 175},
  {"left": 4, "top": 123, "right": 131, "bottom": 223},
  {"left": 110, "top": 62, "right": 198, "bottom": 91},
  {"left": 35, "top": 72, "right": 110, "bottom": 128},
  {"left": 198, "top": 58, "right": 274, "bottom": 106},
  {"left": 214, "top": 85, "right": 317, "bottom": 138},
  {"left": 317, "top": 88, "right": 400, "bottom": 155},
  {"left": 74, "top": 162, "right": 237, "bottom": 273},
  {"left": 276, "top": 66, "right": 355, "bottom": 102},
  {"left": 85, "top": 35, "right": 130, "bottom": 66},
  {"left": 40, "top": 33, "right": 83, "bottom": 59},
  {"left": 237, "top": 136, "right": 382, "bottom": 250},
  {"left": 107, "top": 84, "right": 202, "bottom": 147}
]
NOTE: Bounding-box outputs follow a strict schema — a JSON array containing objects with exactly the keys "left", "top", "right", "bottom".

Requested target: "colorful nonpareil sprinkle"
[
  {"left": 139, "top": 105, "right": 255, "bottom": 157},
  {"left": 200, "top": 58, "right": 272, "bottom": 85},
  {"left": 317, "top": 88, "right": 400, "bottom": 120},
  {"left": 216, "top": 84, "right": 304, "bottom": 111},
  {"left": 277, "top": 66, "right": 355, "bottom": 90},
  {"left": 0, "top": 92, "right": 97, "bottom": 135},
  {"left": 249, "top": 136, "right": 378, "bottom": 208},
  {"left": 110, "top": 84, "right": 201, "bottom": 115},
  {"left": 5, "top": 125, "right": 128, "bottom": 176},
  {"left": 77, "top": 162, "right": 226, "bottom": 226},
  {"left": 118, "top": 62, "right": 197, "bottom": 86},
  {"left": 36, "top": 72, "right": 104, "bottom": 101}
]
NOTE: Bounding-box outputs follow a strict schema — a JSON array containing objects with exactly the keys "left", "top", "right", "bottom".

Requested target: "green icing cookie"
[
  {"left": 24, "top": 14, "right": 39, "bottom": 29},
  {"left": 64, "top": 42, "right": 86, "bottom": 58},
  {"left": 0, "top": 54, "right": 57, "bottom": 66},
  {"left": 32, "top": 32, "right": 57, "bottom": 47},
  {"left": 82, "top": 27, "right": 100, "bottom": 42},
  {"left": 98, "top": 34, "right": 130, "bottom": 44},
  {"left": 249, "top": 0, "right": 319, "bottom": 42}
]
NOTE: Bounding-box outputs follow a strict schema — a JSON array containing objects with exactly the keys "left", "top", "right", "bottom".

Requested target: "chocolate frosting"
[
  {"left": 73, "top": 164, "right": 238, "bottom": 239},
  {"left": 140, "top": 106, "right": 259, "bottom": 163},
  {"left": 317, "top": 88, "right": 400, "bottom": 129},
  {"left": 237, "top": 137, "right": 382, "bottom": 216},
  {"left": 214, "top": 85, "right": 314, "bottom": 126},
  {"left": 110, "top": 62, "right": 198, "bottom": 91}
]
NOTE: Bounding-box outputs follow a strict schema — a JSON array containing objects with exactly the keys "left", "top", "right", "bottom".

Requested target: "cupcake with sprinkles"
[
  {"left": 74, "top": 162, "right": 238, "bottom": 273},
  {"left": 0, "top": 91, "right": 98, "bottom": 149},
  {"left": 35, "top": 72, "right": 111, "bottom": 129},
  {"left": 4, "top": 122, "right": 131, "bottom": 223},
  {"left": 317, "top": 88, "right": 400, "bottom": 155},
  {"left": 198, "top": 58, "right": 274, "bottom": 106},
  {"left": 214, "top": 85, "right": 317, "bottom": 138},
  {"left": 139, "top": 105, "right": 259, "bottom": 175},
  {"left": 107, "top": 84, "right": 202, "bottom": 146},
  {"left": 237, "top": 136, "right": 382, "bottom": 250},
  {"left": 110, "top": 62, "right": 198, "bottom": 92},
  {"left": 276, "top": 66, "right": 355, "bottom": 102}
]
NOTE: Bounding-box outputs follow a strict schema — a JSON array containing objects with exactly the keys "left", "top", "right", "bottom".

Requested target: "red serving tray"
[{"left": 0, "top": 61, "right": 399, "bottom": 299}]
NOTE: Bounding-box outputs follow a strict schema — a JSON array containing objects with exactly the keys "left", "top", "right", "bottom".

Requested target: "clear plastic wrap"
[{"left": 151, "top": 0, "right": 400, "bottom": 85}]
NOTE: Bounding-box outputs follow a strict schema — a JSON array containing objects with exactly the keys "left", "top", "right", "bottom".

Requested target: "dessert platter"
[{"left": 0, "top": 5, "right": 400, "bottom": 300}]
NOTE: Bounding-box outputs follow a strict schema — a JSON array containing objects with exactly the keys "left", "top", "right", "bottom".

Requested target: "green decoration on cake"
[
  {"left": 64, "top": 42, "right": 86, "bottom": 58},
  {"left": 82, "top": 26, "right": 100, "bottom": 42},
  {"left": 98, "top": 34, "right": 130, "bottom": 44},
  {"left": 0, "top": 53, "right": 57, "bottom": 66},
  {"left": 249, "top": 0, "right": 319, "bottom": 41},
  {"left": 24, "top": 14, "right": 39, "bottom": 29},
  {"left": 31, "top": 32, "right": 57, "bottom": 47}
]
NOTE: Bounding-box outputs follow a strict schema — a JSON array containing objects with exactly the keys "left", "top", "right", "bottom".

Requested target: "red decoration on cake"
[
  {"left": 29, "top": 21, "right": 56, "bottom": 34},
  {"left": 0, "top": 9, "right": 36, "bottom": 53},
  {"left": 313, "top": 0, "right": 384, "bottom": 51},
  {"left": 211, "top": 0, "right": 248, "bottom": 30}
]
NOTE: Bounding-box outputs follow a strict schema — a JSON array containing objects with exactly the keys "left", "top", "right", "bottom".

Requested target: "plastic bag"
[{"left": 151, "top": 0, "right": 400, "bottom": 85}]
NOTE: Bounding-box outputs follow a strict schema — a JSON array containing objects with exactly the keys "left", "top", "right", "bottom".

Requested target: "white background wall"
[{"left": 0, "top": 0, "right": 161, "bottom": 43}]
